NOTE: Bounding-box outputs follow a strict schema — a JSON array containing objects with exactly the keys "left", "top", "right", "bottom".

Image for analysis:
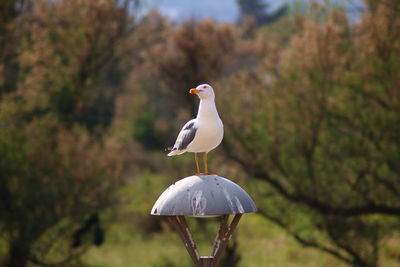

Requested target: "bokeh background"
[{"left": 1, "top": 0, "right": 399, "bottom": 266}]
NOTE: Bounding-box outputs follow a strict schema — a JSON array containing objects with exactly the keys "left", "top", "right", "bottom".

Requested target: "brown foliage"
[
  {"left": 13, "top": 0, "right": 137, "bottom": 128},
  {"left": 153, "top": 19, "right": 234, "bottom": 88},
  {"left": 147, "top": 19, "right": 235, "bottom": 115}
]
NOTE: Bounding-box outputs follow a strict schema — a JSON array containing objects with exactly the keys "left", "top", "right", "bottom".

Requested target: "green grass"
[
  {"left": 84, "top": 232, "right": 191, "bottom": 267},
  {"left": 236, "top": 214, "right": 345, "bottom": 267}
]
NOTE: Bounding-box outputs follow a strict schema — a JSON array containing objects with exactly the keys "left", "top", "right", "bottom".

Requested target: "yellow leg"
[
  {"left": 203, "top": 152, "right": 208, "bottom": 174},
  {"left": 194, "top": 153, "right": 200, "bottom": 174}
]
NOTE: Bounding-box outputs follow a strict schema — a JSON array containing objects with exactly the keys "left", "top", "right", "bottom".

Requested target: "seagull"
[{"left": 168, "top": 84, "right": 223, "bottom": 174}]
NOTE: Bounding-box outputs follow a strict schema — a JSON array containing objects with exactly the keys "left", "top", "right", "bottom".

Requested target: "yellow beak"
[{"left": 189, "top": 88, "right": 199, "bottom": 94}]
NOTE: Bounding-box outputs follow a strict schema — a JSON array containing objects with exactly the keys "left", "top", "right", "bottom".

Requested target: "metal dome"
[{"left": 151, "top": 175, "right": 257, "bottom": 217}]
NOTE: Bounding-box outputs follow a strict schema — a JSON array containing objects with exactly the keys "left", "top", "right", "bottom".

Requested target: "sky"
[
  {"left": 140, "top": 0, "right": 365, "bottom": 23},
  {"left": 143, "top": 0, "right": 288, "bottom": 22}
]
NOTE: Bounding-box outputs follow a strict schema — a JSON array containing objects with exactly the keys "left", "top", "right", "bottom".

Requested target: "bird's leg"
[
  {"left": 194, "top": 153, "right": 200, "bottom": 174},
  {"left": 203, "top": 152, "right": 208, "bottom": 174}
]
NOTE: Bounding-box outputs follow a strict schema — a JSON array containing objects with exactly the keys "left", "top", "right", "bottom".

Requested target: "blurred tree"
[
  {"left": 0, "top": 0, "right": 140, "bottom": 266},
  {"left": 0, "top": 116, "right": 126, "bottom": 266},
  {"left": 150, "top": 19, "right": 235, "bottom": 116},
  {"left": 219, "top": 1, "right": 400, "bottom": 266},
  {"left": 0, "top": 0, "right": 32, "bottom": 95},
  {"left": 15, "top": 0, "right": 139, "bottom": 131},
  {"left": 236, "top": 0, "right": 288, "bottom": 26}
]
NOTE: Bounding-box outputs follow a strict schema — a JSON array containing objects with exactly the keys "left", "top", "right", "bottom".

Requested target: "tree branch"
[
  {"left": 258, "top": 208, "right": 353, "bottom": 265},
  {"left": 224, "top": 138, "right": 400, "bottom": 217}
]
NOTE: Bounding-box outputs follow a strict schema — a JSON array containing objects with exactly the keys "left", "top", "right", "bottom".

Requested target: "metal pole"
[
  {"left": 213, "top": 214, "right": 242, "bottom": 266},
  {"left": 211, "top": 215, "right": 229, "bottom": 256},
  {"left": 167, "top": 214, "right": 242, "bottom": 267},
  {"left": 199, "top": 256, "right": 214, "bottom": 267},
  {"left": 167, "top": 216, "right": 200, "bottom": 265}
]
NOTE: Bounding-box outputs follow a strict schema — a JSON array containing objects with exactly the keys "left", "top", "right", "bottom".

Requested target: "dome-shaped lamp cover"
[{"left": 151, "top": 175, "right": 257, "bottom": 217}]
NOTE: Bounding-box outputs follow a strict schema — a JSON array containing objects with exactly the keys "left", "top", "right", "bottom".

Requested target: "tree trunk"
[{"left": 6, "top": 239, "right": 31, "bottom": 267}]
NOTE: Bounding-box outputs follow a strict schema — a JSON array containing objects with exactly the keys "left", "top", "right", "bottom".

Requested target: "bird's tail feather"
[{"left": 167, "top": 149, "right": 185, "bottom": 156}]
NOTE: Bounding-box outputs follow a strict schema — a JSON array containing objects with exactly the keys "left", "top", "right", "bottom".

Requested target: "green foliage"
[
  {"left": 0, "top": 0, "right": 138, "bottom": 266},
  {"left": 0, "top": 113, "right": 127, "bottom": 266},
  {"left": 219, "top": 1, "right": 400, "bottom": 266}
]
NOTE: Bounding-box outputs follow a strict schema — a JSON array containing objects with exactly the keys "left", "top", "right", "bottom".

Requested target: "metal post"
[
  {"left": 211, "top": 215, "right": 229, "bottom": 256},
  {"left": 167, "top": 216, "right": 199, "bottom": 264},
  {"left": 167, "top": 214, "right": 242, "bottom": 267},
  {"left": 199, "top": 256, "right": 214, "bottom": 267},
  {"left": 213, "top": 214, "right": 242, "bottom": 266}
]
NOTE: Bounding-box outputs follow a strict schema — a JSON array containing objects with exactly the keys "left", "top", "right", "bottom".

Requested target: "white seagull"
[{"left": 168, "top": 84, "right": 223, "bottom": 174}]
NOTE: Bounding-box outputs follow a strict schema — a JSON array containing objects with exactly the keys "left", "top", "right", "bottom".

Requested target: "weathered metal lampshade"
[
  {"left": 151, "top": 175, "right": 257, "bottom": 267},
  {"left": 151, "top": 175, "right": 256, "bottom": 216}
]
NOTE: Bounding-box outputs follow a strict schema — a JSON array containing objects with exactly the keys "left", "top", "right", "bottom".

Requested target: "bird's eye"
[{"left": 203, "top": 86, "right": 207, "bottom": 89}]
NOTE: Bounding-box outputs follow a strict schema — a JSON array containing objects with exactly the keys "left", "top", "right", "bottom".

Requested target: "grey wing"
[{"left": 173, "top": 119, "right": 198, "bottom": 151}]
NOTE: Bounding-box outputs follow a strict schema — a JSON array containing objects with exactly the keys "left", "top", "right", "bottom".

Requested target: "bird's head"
[{"left": 189, "top": 84, "right": 215, "bottom": 100}]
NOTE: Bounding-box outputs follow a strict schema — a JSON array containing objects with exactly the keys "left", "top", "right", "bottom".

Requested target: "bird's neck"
[{"left": 197, "top": 98, "right": 220, "bottom": 120}]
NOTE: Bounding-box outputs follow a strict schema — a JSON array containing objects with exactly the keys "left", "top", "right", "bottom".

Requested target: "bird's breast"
[{"left": 187, "top": 119, "right": 223, "bottom": 152}]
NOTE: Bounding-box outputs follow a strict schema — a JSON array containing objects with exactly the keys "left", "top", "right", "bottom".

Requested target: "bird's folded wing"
[{"left": 173, "top": 119, "right": 198, "bottom": 151}]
